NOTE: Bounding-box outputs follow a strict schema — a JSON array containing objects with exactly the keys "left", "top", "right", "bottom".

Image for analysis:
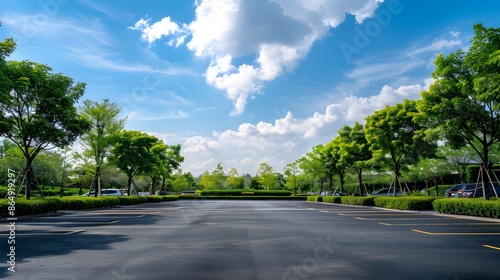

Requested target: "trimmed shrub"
[
  {"left": 146, "top": 196, "right": 163, "bottom": 203},
  {"left": 0, "top": 198, "right": 62, "bottom": 217},
  {"left": 252, "top": 190, "right": 291, "bottom": 196},
  {"left": 433, "top": 198, "right": 500, "bottom": 218},
  {"left": 341, "top": 196, "right": 375, "bottom": 206},
  {"left": 307, "top": 196, "right": 322, "bottom": 202},
  {"left": 200, "top": 190, "right": 242, "bottom": 196},
  {"left": 200, "top": 190, "right": 292, "bottom": 196},
  {"left": 118, "top": 196, "right": 148, "bottom": 205},
  {"left": 58, "top": 197, "right": 119, "bottom": 210},
  {"left": 374, "top": 197, "right": 436, "bottom": 210},
  {"left": 162, "top": 195, "right": 179, "bottom": 201},
  {"left": 322, "top": 196, "right": 342, "bottom": 204}
]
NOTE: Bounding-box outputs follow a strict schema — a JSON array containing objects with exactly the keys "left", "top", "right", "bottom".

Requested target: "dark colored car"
[
  {"left": 460, "top": 184, "right": 500, "bottom": 198},
  {"left": 455, "top": 184, "right": 482, "bottom": 198},
  {"left": 445, "top": 183, "right": 476, "bottom": 198},
  {"left": 369, "top": 188, "right": 402, "bottom": 197}
]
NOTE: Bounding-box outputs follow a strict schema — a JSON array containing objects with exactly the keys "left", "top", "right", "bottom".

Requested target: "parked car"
[
  {"left": 320, "top": 191, "right": 346, "bottom": 196},
  {"left": 459, "top": 184, "right": 500, "bottom": 198},
  {"left": 181, "top": 190, "right": 197, "bottom": 195},
  {"left": 369, "top": 188, "right": 402, "bottom": 197},
  {"left": 455, "top": 184, "right": 481, "bottom": 198},
  {"left": 445, "top": 183, "right": 476, "bottom": 198},
  {"left": 81, "top": 189, "right": 123, "bottom": 197}
]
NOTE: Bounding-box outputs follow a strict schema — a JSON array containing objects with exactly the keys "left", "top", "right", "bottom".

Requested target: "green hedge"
[
  {"left": 146, "top": 196, "right": 164, "bottom": 203},
  {"left": 162, "top": 195, "right": 179, "bottom": 201},
  {"left": 341, "top": 196, "right": 375, "bottom": 206},
  {"left": 0, "top": 198, "right": 62, "bottom": 217},
  {"left": 58, "top": 197, "right": 119, "bottom": 210},
  {"left": 178, "top": 196, "right": 306, "bottom": 200},
  {"left": 322, "top": 196, "right": 342, "bottom": 204},
  {"left": 117, "top": 196, "right": 148, "bottom": 205},
  {"left": 307, "top": 196, "right": 322, "bottom": 202},
  {"left": 433, "top": 198, "right": 500, "bottom": 218},
  {"left": 200, "top": 190, "right": 292, "bottom": 196},
  {"left": 374, "top": 196, "right": 436, "bottom": 210}
]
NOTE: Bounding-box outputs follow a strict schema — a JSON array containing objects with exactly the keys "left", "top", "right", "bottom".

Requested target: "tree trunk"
[
  {"left": 25, "top": 163, "right": 32, "bottom": 200},
  {"left": 393, "top": 164, "right": 400, "bottom": 197},
  {"left": 127, "top": 176, "right": 132, "bottom": 196},
  {"left": 357, "top": 168, "right": 364, "bottom": 196}
]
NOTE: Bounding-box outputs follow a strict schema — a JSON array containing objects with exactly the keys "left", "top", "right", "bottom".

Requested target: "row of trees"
[
  {"left": 292, "top": 24, "right": 500, "bottom": 199},
  {"left": 0, "top": 25, "right": 185, "bottom": 199}
]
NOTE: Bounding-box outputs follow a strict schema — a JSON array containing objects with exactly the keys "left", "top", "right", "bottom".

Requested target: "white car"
[{"left": 81, "top": 189, "right": 123, "bottom": 196}]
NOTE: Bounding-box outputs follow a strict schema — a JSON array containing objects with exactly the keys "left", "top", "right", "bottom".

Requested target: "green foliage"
[
  {"left": 418, "top": 24, "right": 500, "bottom": 172},
  {"left": 108, "top": 130, "right": 162, "bottom": 195},
  {"left": 365, "top": 99, "right": 437, "bottom": 178},
  {"left": 340, "top": 196, "right": 375, "bottom": 206},
  {"left": 162, "top": 195, "right": 179, "bottom": 201},
  {"left": 177, "top": 196, "right": 306, "bottom": 200},
  {"left": 200, "top": 190, "right": 292, "bottom": 196},
  {"left": 57, "top": 196, "right": 119, "bottom": 210},
  {"left": 117, "top": 196, "right": 148, "bottom": 205},
  {"left": 0, "top": 198, "right": 61, "bottom": 217},
  {"left": 146, "top": 196, "right": 163, "bottom": 203},
  {"left": 374, "top": 197, "right": 436, "bottom": 210},
  {"left": 322, "top": 196, "right": 342, "bottom": 204},
  {"left": 433, "top": 198, "right": 500, "bottom": 218},
  {"left": 307, "top": 196, "right": 322, "bottom": 202}
]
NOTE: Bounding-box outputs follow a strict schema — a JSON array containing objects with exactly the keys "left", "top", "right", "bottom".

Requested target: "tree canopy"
[
  {"left": 1, "top": 60, "right": 91, "bottom": 198},
  {"left": 419, "top": 23, "right": 500, "bottom": 198}
]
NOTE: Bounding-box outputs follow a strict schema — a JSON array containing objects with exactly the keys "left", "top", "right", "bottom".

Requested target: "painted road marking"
[
  {"left": 412, "top": 229, "right": 500, "bottom": 235},
  {"left": 380, "top": 222, "right": 500, "bottom": 226},
  {"left": 483, "top": 245, "right": 500, "bottom": 251}
]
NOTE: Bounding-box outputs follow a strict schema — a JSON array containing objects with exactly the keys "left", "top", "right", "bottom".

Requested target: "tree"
[
  {"left": 438, "top": 145, "right": 478, "bottom": 184},
  {"left": 108, "top": 130, "right": 160, "bottom": 196},
  {"left": 256, "top": 162, "right": 277, "bottom": 190},
  {"left": 284, "top": 161, "right": 301, "bottom": 195},
  {"left": 198, "top": 170, "right": 214, "bottom": 190},
  {"left": 212, "top": 163, "right": 226, "bottom": 189},
  {"left": 365, "top": 99, "right": 436, "bottom": 196},
  {"left": 80, "top": 99, "right": 126, "bottom": 196},
  {"left": 1, "top": 60, "right": 91, "bottom": 199},
  {"left": 407, "top": 158, "right": 452, "bottom": 196},
  {"left": 336, "top": 123, "right": 372, "bottom": 195},
  {"left": 0, "top": 28, "right": 15, "bottom": 109},
  {"left": 299, "top": 144, "right": 327, "bottom": 194},
  {"left": 418, "top": 24, "right": 500, "bottom": 199},
  {"left": 227, "top": 168, "right": 245, "bottom": 189},
  {"left": 158, "top": 144, "right": 184, "bottom": 194}
]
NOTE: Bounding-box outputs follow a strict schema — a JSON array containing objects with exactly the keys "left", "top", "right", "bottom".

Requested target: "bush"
[
  {"left": 58, "top": 197, "right": 119, "bottom": 210},
  {"left": 341, "top": 196, "right": 375, "bottom": 206},
  {"left": 162, "top": 195, "right": 179, "bottom": 201},
  {"left": 322, "top": 196, "right": 342, "bottom": 204},
  {"left": 117, "top": 196, "right": 148, "bottom": 205},
  {"left": 200, "top": 190, "right": 292, "bottom": 196},
  {"left": 146, "top": 196, "right": 163, "bottom": 203},
  {"left": 433, "top": 198, "right": 500, "bottom": 218},
  {"left": 307, "top": 196, "right": 322, "bottom": 202},
  {"left": 0, "top": 198, "right": 62, "bottom": 217},
  {"left": 374, "top": 197, "right": 436, "bottom": 210}
]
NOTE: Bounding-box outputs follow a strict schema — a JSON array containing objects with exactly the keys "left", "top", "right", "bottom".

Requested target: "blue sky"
[{"left": 1, "top": 0, "right": 500, "bottom": 176}]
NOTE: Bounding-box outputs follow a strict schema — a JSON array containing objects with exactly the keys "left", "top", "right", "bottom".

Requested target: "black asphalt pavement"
[{"left": 1, "top": 200, "right": 500, "bottom": 279}]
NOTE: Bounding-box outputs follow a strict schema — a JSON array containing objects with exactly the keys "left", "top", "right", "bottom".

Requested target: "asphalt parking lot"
[{"left": 1, "top": 200, "right": 500, "bottom": 279}]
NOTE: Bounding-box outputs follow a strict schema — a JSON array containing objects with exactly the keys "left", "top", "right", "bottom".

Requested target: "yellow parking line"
[
  {"left": 412, "top": 229, "right": 433, "bottom": 235},
  {"left": 412, "top": 229, "right": 500, "bottom": 235},
  {"left": 380, "top": 222, "right": 498, "bottom": 226},
  {"left": 355, "top": 217, "right": 366, "bottom": 220},
  {"left": 483, "top": 245, "right": 500, "bottom": 251}
]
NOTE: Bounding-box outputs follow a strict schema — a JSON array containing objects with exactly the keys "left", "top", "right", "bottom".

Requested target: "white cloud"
[
  {"left": 129, "top": 17, "right": 183, "bottom": 45},
  {"left": 132, "top": 0, "right": 384, "bottom": 115},
  {"left": 181, "top": 78, "right": 432, "bottom": 175}
]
